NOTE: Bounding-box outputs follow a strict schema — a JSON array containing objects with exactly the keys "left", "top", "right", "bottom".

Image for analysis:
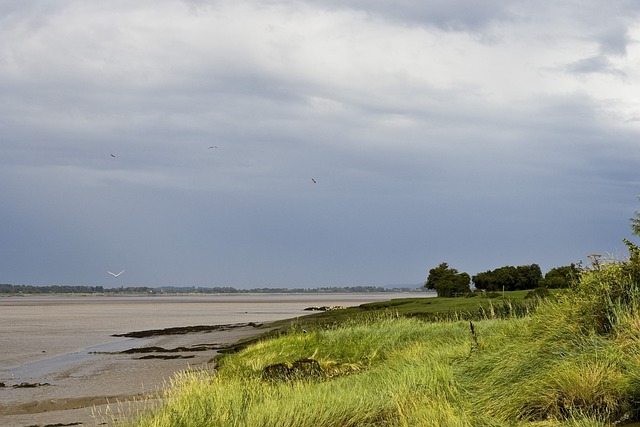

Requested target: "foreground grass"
[{"left": 124, "top": 268, "right": 640, "bottom": 426}]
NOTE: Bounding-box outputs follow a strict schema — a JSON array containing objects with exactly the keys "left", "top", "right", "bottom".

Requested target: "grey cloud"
[
  {"left": 295, "top": 0, "right": 515, "bottom": 32},
  {"left": 562, "top": 23, "right": 632, "bottom": 77},
  {"left": 565, "top": 55, "right": 626, "bottom": 77},
  {"left": 597, "top": 26, "right": 630, "bottom": 55}
]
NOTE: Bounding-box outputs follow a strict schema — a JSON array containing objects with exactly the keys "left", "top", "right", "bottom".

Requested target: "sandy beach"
[{"left": 0, "top": 293, "right": 413, "bottom": 426}]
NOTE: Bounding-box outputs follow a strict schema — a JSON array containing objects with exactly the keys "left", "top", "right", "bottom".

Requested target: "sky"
[{"left": 2, "top": 0, "right": 640, "bottom": 289}]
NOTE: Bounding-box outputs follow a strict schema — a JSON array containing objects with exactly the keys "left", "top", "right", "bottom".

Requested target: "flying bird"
[
  {"left": 209, "top": 146, "right": 218, "bottom": 149},
  {"left": 108, "top": 269, "right": 125, "bottom": 277},
  {"left": 110, "top": 154, "right": 116, "bottom": 158},
  {"left": 311, "top": 178, "right": 317, "bottom": 184}
]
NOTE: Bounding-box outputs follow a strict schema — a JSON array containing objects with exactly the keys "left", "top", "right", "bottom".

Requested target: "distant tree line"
[
  {"left": 153, "top": 285, "right": 420, "bottom": 294},
  {"left": 0, "top": 284, "right": 421, "bottom": 295},
  {"left": 424, "top": 262, "right": 579, "bottom": 297},
  {"left": 156, "top": 286, "right": 402, "bottom": 294},
  {"left": 0, "top": 284, "right": 106, "bottom": 294}
]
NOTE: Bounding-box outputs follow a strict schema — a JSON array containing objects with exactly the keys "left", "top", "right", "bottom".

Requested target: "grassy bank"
[
  {"left": 213, "top": 289, "right": 547, "bottom": 356},
  {"left": 123, "top": 258, "right": 640, "bottom": 426}
]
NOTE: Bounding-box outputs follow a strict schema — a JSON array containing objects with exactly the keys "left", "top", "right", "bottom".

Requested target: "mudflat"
[{"left": 0, "top": 293, "right": 407, "bottom": 426}]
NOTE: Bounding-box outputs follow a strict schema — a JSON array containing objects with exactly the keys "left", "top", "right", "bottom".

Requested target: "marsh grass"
[{"left": 125, "top": 257, "right": 640, "bottom": 427}]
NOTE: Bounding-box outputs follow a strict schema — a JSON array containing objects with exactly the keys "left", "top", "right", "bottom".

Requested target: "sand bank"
[{"left": 0, "top": 323, "right": 267, "bottom": 427}]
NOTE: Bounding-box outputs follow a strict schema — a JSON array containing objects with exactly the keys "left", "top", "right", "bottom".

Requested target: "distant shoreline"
[
  {"left": 0, "top": 283, "right": 426, "bottom": 296},
  {"left": 0, "top": 290, "right": 430, "bottom": 299}
]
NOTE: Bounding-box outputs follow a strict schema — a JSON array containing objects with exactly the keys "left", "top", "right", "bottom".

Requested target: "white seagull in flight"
[{"left": 108, "top": 269, "right": 125, "bottom": 278}]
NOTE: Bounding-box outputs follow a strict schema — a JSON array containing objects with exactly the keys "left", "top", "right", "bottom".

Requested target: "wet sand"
[
  {"left": 0, "top": 293, "right": 415, "bottom": 426},
  {"left": 1, "top": 323, "right": 268, "bottom": 426}
]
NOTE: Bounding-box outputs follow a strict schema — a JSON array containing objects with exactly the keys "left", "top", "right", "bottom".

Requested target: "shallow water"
[
  {"left": 7, "top": 338, "right": 151, "bottom": 385},
  {"left": 0, "top": 293, "right": 422, "bottom": 382},
  {"left": 0, "top": 293, "right": 430, "bottom": 425}
]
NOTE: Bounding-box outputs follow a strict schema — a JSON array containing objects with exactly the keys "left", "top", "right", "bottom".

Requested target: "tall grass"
[
  {"left": 461, "top": 252, "right": 640, "bottom": 425},
  {"left": 125, "top": 252, "right": 640, "bottom": 427},
  {"left": 128, "top": 317, "right": 473, "bottom": 427}
]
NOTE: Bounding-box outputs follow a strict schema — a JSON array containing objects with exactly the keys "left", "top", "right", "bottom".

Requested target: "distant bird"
[
  {"left": 311, "top": 178, "right": 317, "bottom": 184},
  {"left": 209, "top": 146, "right": 218, "bottom": 149},
  {"left": 108, "top": 269, "right": 125, "bottom": 278},
  {"left": 110, "top": 154, "right": 116, "bottom": 158}
]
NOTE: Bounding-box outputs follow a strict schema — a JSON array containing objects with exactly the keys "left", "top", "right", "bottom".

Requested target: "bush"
[
  {"left": 525, "top": 288, "right": 550, "bottom": 299},
  {"left": 484, "top": 292, "right": 502, "bottom": 298},
  {"left": 569, "top": 243, "right": 640, "bottom": 335}
]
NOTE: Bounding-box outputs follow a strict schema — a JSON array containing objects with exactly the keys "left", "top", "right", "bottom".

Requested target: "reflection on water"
[{"left": 4, "top": 338, "right": 150, "bottom": 385}]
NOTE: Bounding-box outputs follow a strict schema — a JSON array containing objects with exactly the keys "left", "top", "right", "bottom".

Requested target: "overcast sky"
[{"left": 2, "top": 0, "right": 640, "bottom": 288}]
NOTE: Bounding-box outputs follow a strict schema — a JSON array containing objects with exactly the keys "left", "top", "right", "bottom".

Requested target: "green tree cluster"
[
  {"left": 540, "top": 264, "right": 579, "bottom": 288},
  {"left": 424, "top": 262, "right": 471, "bottom": 297},
  {"left": 472, "top": 264, "right": 542, "bottom": 291}
]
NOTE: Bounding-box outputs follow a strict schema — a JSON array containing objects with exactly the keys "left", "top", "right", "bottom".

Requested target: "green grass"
[
  {"left": 262, "top": 289, "right": 538, "bottom": 327},
  {"left": 214, "top": 289, "right": 553, "bottom": 356},
  {"left": 122, "top": 274, "right": 640, "bottom": 427}
]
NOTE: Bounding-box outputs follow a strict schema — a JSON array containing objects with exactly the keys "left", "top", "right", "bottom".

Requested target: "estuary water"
[
  {"left": 0, "top": 293, "right": 428, "bottom": 426},
  {"left": 0, "top": 293, "right": 421, "bottom": 375}
]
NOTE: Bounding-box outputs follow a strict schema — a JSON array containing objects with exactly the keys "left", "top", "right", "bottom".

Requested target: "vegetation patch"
[
  {"left": 136, "top": 355, "right": 196, "bottom": 360},
  {"left": 112, "top": 322, "right": 263, "bottom": 338}
]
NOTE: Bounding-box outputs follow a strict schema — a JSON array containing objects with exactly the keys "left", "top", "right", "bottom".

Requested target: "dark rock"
[
  {"left": 42, "top": 422, "right": 82, "bottom": 427},
  {"left": 136, "top": 355, "right": 196, "bottom": 360},
  {"left": 13, "top": 382, "right": 50, "bottom": 388},
  {"left": 303, "top": 306, "right": 346, "bottom": 311},
  {"left": 262, "top": 358, "right": 324, "bottom": 382},
  {"left": 112, "top": 322, "right": 260, "bottom": 338}
]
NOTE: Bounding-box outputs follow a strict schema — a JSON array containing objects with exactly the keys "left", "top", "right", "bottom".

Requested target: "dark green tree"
[
  {"left": 424, "top": 262, "right": 470, "bottom": 297},
  {"left": 494, "top": 266, "right": 519, "bottom": 290},
  {"left": 472, "top": 264, "right": 542, "bottom": 291},
  {"left": 471, "top": 270, "right": 495, "bottom": 291},
  {"left": 515, "top": 264, "right": 543, "bottom": 290},
  {"left": 541, "top": 264, "right": 579, "bottom": 289}
]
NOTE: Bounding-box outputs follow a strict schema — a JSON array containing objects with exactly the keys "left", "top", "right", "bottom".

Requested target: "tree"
[
  {"left": 471, "top": 270, "right": 495, "bottom": 291},
  {"left": 424, "top": 262, "right": 470, "bottom": 297},
  {"left": 541, "top": 264, "right": 579, "bottom": 289},
  {"left": 515, "top": 264, "right": 543, "bottom": 290},
  {"left": 472, "top": 264, "right": 542, "bottom": 291}
]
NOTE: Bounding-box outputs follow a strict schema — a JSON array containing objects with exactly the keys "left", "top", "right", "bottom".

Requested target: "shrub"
[{"left": 525, "top": 287, "right": 551, "bottom": 299}]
